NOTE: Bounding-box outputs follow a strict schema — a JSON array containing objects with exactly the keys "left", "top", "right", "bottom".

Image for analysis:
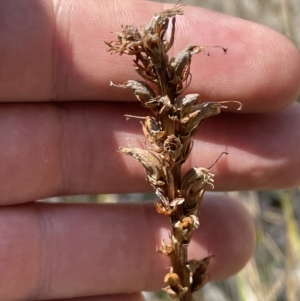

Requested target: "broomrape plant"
[{"left": 106, "top": 3, "right": 241, "bottom": 300}]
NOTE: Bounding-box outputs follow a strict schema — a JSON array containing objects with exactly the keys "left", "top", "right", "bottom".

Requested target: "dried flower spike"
[{"left": 106, "top": 3, "right": 241, "bottom": 300}]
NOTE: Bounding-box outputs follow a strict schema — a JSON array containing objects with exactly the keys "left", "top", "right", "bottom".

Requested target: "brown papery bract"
[{"left": 106, "top": 3, "right": 239, "bottom": 300}]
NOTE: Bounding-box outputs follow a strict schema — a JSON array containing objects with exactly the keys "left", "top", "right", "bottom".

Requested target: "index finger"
[{"left": 0, "top": 0, "right": 299, "bottom": 112}]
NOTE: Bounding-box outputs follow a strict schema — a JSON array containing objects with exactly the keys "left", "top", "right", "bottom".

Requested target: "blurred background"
[{"left": 46, "top": 1, "right": 300, "bottom": 300}]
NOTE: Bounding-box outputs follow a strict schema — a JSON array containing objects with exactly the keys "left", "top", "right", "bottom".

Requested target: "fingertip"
[
  {"left": 191, "top": 193, "right": 255, "bottom": 281},
  {"left": 180, "top": 6, "right": 300, "bottom": 112}
]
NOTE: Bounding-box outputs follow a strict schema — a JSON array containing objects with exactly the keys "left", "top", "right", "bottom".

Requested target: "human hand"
[{"left": 1, "top": 1, "right": 300, "bottom": 300}]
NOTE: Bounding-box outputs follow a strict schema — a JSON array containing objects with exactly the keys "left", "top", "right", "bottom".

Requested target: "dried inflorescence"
[{"left": 106, "top": 3, "right": 240, "bottom": 300}]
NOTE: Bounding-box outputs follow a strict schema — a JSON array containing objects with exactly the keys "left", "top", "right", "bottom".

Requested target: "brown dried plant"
[{"left": 106, "top": 3, "right": 240, "bottom": 300}]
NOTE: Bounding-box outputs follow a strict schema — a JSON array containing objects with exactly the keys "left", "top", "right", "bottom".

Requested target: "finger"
[
  {"left": 0, "top": 0, "right": 299, "bottom": 112},
  {"left": 0, "top": 102, "right": 300, "bottom": 205},
  {"left": 0, "top": 195, "right": 254, "bottom": 301}
]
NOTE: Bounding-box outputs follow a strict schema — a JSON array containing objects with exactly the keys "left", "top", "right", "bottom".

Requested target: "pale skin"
[{"left": 0, "top": 0, "right": 300, "bottom": 300}]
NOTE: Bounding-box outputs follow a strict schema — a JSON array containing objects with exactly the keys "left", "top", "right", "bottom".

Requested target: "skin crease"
[
  {"left": 49, "top": 295, "right": 146, "bottom": 301},
  {"left": 0, "top": 0, "right": 299, "bottom": 300},
  {"left": 47, "top": 294, "right": 146, "bottom": 301}
]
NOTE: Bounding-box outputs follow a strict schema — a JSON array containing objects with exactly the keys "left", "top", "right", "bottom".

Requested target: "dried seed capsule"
[
  {"left": 145, "top": 5, "right": 184, "bottom": 35},
  {"left": 174, "top": 94, "right": 199, "bottom": 116},
  {"left": 110, "top": 80, "right": 156, "bottom": 107},
  {"left": 187, "top": 255, "right": 214, "bottom": 292},
  {"left": 154, "top": 201, "right": 171, "bottom": 215},
  {"left": 168, "top": 46, "right": 204, "bottom": 85},
  {"left": 105, "top": 25, "right": 142, "bottom": 55},
  {"left": 163, "top": 272, "right": 188, "bottom": 299},
  {"left": 162, "top": 135, "right": 183, "bottom": 164},
  {"left": 180, "top": 102, "right": 228, "bottom": 134},
  {"left": 158, "top": 239, "right": 174, "bottom": 256},
  {"left": 141, "top": 116, "right": 165, "bottom": 152},
  {"left": 143, "top": 35, "right": 167, "bottom": 69},
  {"left": 192, "top": 101, "right": 227, "bottom": 121},
  {"left": 181, "top": 167, "right": 214, "bottom": 197},
  {"left": 119, "top": 147, "right": 165, "bottom": 187},
  {"left": 144, "top": 116, "right": 161, "bottom": 132},
  {"left": 154, "top": 197, "right": 185, "bottom": 216},
  {"left": 180, "top": 167, "right": 214, "bottom": 214},
  {"left": 174, "top": 215, "right": 200, "bottom": 243}
]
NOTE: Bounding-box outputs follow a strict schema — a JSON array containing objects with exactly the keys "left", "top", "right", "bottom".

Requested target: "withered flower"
[{"left": 106, "top": 3, "right": 240, "bottom": 300}]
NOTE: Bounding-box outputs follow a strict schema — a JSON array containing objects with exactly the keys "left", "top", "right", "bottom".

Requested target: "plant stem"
[{"left": 175, "top": 244, "right": 192, "bottom": 301}]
